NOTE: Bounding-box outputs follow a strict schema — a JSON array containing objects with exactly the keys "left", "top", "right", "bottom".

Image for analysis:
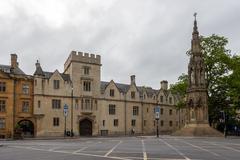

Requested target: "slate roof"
[
  {"left": 0, "top": 64, "right": 26, "bottom": 75},
  {"left": 101, "top": 81, "right": 159, "bottom": 97},
  {"left": 42, "top": 71, "right": 71, "bottom": 81}
]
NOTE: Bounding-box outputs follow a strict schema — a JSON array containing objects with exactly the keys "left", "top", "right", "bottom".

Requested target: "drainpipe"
[
  {"left": 13, "top": 79, "right": 17, "bottom": 138},
  {"left": 141, "top": 101, "right": 143, "bottom": 135},
  {"left": 124, "top": 93, "right": 127, "bottom": 135},
  {"left": 71, "top": 85, "right": 73, "bottom": 137}
]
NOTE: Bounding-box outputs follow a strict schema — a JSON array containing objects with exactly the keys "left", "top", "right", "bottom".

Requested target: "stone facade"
[
  {"left": 0, "top": 54, "right": 34, "bottom": 139},
  {"left": 33, "top": 51, "right": 186, "bottom": 137}
]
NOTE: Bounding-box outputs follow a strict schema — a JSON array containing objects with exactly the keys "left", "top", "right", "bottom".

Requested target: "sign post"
[
  {"left": 155, "top": 106, "right": 160, "bottom": 138},
  {"left": 63, "top": 104, "right": 68, "bottom": 137}
]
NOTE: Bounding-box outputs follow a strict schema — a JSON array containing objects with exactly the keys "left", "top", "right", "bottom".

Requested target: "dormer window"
[
  {"left": 160, "top": 96, "right": 163, "bottom": 102},
  {"left": 53, "top": 80, "right": 60, "bottom": 89},
  {"left": 169, "top": 97, "right": 173, "bottom": 104},
  {"left": 110, "top": 89, "right": 115, "bottom": 97},
  {"left": 131, "top": 91, "right": 135, "bottom": 99},
  {"left": 84, "top": 66, "right": 90, "bottom": 75}
]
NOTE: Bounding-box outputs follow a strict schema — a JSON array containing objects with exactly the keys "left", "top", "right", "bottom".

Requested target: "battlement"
[{"left": 64, "top": 51, "right": 101, "bottom": 70}]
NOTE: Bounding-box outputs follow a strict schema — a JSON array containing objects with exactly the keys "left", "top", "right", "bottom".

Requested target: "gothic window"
[
  {"left": 160, "top": 108, "right": 164, "bottom": 115},
  {"left": 110, "top": 89, "right": 114, "bottom": 97},
  {"left": 0, "top": 82, "right": 6, "bottom": 92},
  {"left": 131, "top": 119, "right": 136, "bottom": 126},
  {"left": 109, "top": 104, "right": 116, "bottom": 115},
  {"left": 38, "top": 100, "right": 41, "bottom": 108},
  {"left": 133, "top": 106, "right": 139, "bottom": 116},
  {"left": 0, "top": 100, "right": 6, "bottom": 112},
  {"left": 169, "top": 121, "right": 173, "bottom": 127},
  {"left": 52, "top": 99, "right": 61, "bottom": 109},
  {"left": 160, "top": 96, "right": 163, "bottom": 102},
  {"left": 22, "top": 84, "right": 29, "bottom": 94},
  {"left": 169, "top": 109, "right": 172, "bottom": 115},
  {"left": 161, "top": 120, "right": 164, "bottom": 126},
  {"left": 85, "top": 99, "right": 91, "bottom": 110},
  {"left": 22, "top": 101, "right": 30, "bottom": 112},
  {"left": 131, "top": 91, "right": 135, "bottom": 99},
  {"left": 83, "top": 66, "right": 90, "bottom": 75},
  {"left": 169, "top": 97, "right": 173, "bottom": 104},
  {"left": 53, "top": 80, "right": 60, "bottom": 89},
  {"left": 53, "top": 117, "right": 60, "bottom": 126},
  {"left": 83, "top": 81, "right": 91, "bottom": 91},
  {"left": 113, "top": 119, "right": 118, "bottom": 127},
  {"left": 0, "top": 118, "right": 5, "bottom": 129}
]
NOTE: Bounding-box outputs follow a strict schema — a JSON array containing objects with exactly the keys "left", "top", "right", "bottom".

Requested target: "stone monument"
[{"left": 173, "top": 13, "right": 223, "bottom": 136}]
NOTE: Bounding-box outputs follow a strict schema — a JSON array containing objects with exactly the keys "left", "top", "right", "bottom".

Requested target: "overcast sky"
[{"left": 0, "top": 0, "right": 239, "bottom": 89}]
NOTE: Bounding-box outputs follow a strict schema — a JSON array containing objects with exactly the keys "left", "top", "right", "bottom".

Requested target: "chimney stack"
[
  {"left": 160, "top": 80, "right": 168, "bottom": 90},
  {"left": 130, "top": 75, "right": 136, "bottom": 85},
  {"left": 11, "top": 54, "right": 18, "bottom": 68}
]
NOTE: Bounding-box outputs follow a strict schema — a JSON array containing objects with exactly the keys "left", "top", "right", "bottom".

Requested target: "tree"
[
  {"left": 172, "top": 34, "right": 240, "bottom": 130},
  {"left": 170, "top": 73, "right": 188, "bottom": 128}
]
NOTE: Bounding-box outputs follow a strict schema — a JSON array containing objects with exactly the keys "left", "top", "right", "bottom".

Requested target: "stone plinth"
[{"left": 173, "top": 123, "right": 223, "bottom": 137}]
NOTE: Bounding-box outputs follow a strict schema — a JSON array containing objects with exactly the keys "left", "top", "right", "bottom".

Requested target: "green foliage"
[
  {"left": 170, "top": 73, "right": 188, "bottom": 96},
  {"left": 170, "top": 73, "right": 188, "bottom": 110},
  {"left": 173, "top": 34, "right": 240, "bottom": 126}
]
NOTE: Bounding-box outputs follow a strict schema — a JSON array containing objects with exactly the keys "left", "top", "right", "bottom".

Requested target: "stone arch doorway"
[
  {"left": 18, "top": 120, "right": 34, "bottom": 137},
  {"left": 79, "top": 119, "right": 92, "bottom": 136}
]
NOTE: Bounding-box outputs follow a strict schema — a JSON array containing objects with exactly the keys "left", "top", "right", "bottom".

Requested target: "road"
[{"left": 1, "top": 136, "right": 240, "bottom": 160}]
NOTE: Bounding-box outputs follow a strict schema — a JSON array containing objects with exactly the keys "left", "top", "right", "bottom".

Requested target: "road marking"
[
  {"left": 141, "top": 139, "right": 147, "bottom": 160},
  {"left": 72, "top": 141, "right": 102, "bottom": 154},
  {"left": 11, "top": 145, "right": 131, "bottom": 160},
  {"left": 72, "top": 146, "right": 89, "bottom": 154},
  {"left": 178, "top": 139, "right": 220, "bottom": 157},
  {"left": 159, "top": 139, "right": 191, "bottom": 160},
  {"left": 104, "top": 140, "right": 122, "bottom": 157},
  {"left": 48, "top": 146, "right": 62, "bottom": 151},
  {"left": 204, "top": 141, "right": 240, "bottom": 153}
]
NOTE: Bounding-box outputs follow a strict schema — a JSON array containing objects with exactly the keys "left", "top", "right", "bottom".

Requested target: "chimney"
[
  {"left": 160, "top": 80, "right": 168, "bottom": 90},
  {"left": 130, "top": 75, "right": 136, "bottom": 84},
  {"left": 11, "top": 54, "right": 18, "bottom": 68}
]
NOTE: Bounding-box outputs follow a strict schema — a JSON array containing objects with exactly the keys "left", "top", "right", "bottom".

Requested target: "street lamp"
[
  {"left": 155, "top": 104, "right": 160, "bottom": 138},
  {"left": 70, "top": 86, "right": 73, "bottom": 137}
]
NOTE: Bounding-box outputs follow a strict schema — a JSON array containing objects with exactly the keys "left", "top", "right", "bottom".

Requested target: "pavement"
[{"left": 0, "top": 136, "right": 240, "bottom": 160}]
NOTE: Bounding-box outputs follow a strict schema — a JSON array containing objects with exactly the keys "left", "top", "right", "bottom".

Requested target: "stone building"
[
  {"left": 0, "top": 54, "right": 34, "bottom": 139},
  {"left": 33, "top": 51, "right": 185, "bottom": 137}
]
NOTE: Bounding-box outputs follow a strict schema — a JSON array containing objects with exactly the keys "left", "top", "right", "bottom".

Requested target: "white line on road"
[
  {"left": 72, "top": 146, "right": 89, "bottom": 154},
  {"left": 72, "top": 141, "right": 102, "bottom": 154},
  {"left": 104, "top": 140, "right": 122, "bottom": 157},
  {"left": 204, "top": 141, "right": 240, "bottom": 153},
  {"left": 178, "top": 139, "right": 220, "bottom": 157},
  {"left": 159, "top": 139, "right": 191, "bottom": 160},
  {"left": 141, "top": 139, "right": 147, "bottom": 160}
]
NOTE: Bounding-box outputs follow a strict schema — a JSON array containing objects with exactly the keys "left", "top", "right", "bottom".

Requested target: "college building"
[{"left": 0, "top": 52, "right": 185, "bottom": 138}]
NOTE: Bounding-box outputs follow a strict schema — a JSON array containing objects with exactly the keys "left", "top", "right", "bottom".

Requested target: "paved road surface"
[{"left": 1, "top": 136, "right": 240, "bottom": 160}]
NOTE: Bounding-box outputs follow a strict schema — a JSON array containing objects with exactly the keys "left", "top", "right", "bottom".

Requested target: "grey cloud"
[{"left": 0, "top": 0, "right": 239, "bottom": 89}]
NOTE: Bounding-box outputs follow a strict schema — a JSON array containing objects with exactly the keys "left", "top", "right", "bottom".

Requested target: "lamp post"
[{"left": 71, "top": 86, "right": 73, "bottom": 137}]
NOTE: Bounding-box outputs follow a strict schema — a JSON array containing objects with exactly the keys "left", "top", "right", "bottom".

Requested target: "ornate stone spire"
[{"left": 191, "top": 12, "right": 201, "bottom": 56}]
